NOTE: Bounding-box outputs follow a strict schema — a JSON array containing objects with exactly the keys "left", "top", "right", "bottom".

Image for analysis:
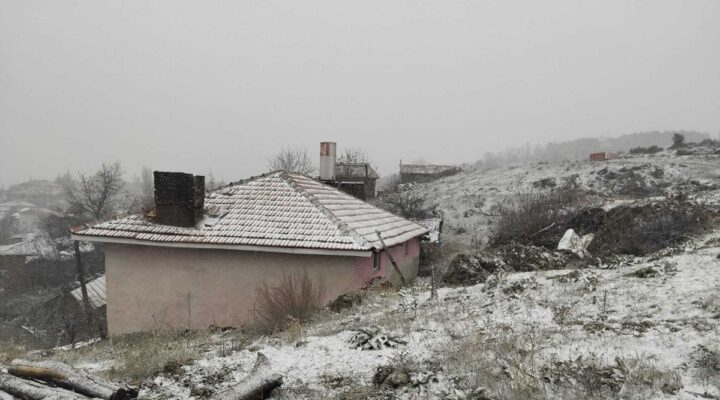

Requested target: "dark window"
[
  {"left": 373, "top": 251, "right": 381, "bottom": 271},
  {"left": 405, "top": 241, "right": 410, "bottom": 255}
]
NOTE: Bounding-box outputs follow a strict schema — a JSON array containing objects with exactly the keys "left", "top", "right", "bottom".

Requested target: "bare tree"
[
  {"left": 64, "top": 162, "right": 126, "bottom": 222},
  {"left": 338, "top": 147, "right": 371, "bottom": 164},
  {"left": 267, "top": 147, "right": 316, "bottom": 175},
  {"left": 206, "top": 170, "right": 226, "bottom": 191},
  {"left": 137, "top": 166, "right": 154, "bottom": 211},
  {"left": 337, "top": 147, "right": 374, "bottom": 178},
  {"left": 671, "top": 132, "right": 686, "bottom": 149}
]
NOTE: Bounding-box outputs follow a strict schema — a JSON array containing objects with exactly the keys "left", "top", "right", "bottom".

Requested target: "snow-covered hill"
[
  {"left": 402, "top": 151, "right": 720, "bottom": 253},
  {"left": 3, "top": 150, "right": 720, "bottom": 400}
]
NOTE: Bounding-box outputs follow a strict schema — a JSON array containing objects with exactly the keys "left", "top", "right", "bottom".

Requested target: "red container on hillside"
[{"left": 589, "top": 152, "right": 606, "bottom": 161}]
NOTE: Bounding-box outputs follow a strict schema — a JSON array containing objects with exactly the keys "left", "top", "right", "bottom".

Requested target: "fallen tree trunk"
[
  {"left": 8, "top": 360, "right": 137, "bottom": 400},
  {"left": 0, "top": 372, "right": 89, "bottom": 400},
  {"left": 213, "top": 353, "right": 282, "bottom": 400},
  {"left": 0, "top": 389, "right": 16, "bottom": 400}
]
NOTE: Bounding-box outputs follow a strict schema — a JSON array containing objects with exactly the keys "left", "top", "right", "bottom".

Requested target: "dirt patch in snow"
[
  {"left": 442, "top": 242, "right": 588, "bottom": 287},
  {"left": 442, "top": 254, "right": 504, "bottom": 286}
]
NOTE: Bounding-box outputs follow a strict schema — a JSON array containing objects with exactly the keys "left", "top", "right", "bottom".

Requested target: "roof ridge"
[
  {"left": 211, "top": 170, "right": 285, "bottom": 193},
  {"left": 283, "top": 174, "right": 374, "bottom": 250}
]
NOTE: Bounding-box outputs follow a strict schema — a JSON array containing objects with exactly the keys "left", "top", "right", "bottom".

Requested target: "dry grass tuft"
[
  {"left": 701, "top": 293, "right": 720, "bottom": 316},
  {"left": 0, "top": 338, "right": 25, "bottom": 364},
  {"left": 253, "top": 270, "right": 326, "bottom": 334},
  {"left": 108, "top": 329, "right": 209, "bottom": 383},
  {"left": 435, "top": 322, "right": 684, "bottom": 400},
  {"left": 436, "top": 323, "right": 549, "bottom": 399},
  {"left": 695, "top": 346, "right": 720, "bottom": 388}
]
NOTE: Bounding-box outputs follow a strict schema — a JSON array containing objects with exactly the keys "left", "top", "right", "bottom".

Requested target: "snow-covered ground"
[
  {"left": 128, "top": 232, "right": 719, "bottom": 399},
  {"left": 402, "top": 152, "right": 720, "bottom": 252},
  {"left": 11, "top": 152, "right": 720, "bottom": 399}
]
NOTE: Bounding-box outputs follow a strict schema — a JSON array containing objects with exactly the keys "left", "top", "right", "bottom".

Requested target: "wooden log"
[
  {"left": 212, "top": 354, "right": 282, "bottom": 400},
  {"left": 0, "top": 389, "right": 17, "bottom": 400},
  {"left": 8, "top": 360, "right": 137, "bottom": 400},
  {"left": 0, "top": 372, "right": 89, "bottom": 400}
]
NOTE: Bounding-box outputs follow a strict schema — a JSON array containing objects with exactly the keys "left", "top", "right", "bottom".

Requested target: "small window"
[
  {"left": 373, "top": 251, "right": 381, "bottom": 271},
  {"left": 404, "top": 241, "right": 410, "bottom": 255}
]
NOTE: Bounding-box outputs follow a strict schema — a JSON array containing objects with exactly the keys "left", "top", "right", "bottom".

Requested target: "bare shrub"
[
  {"left": 489, "top": 189, "right": 587, "bottom": 249},
  {"left": 435, "top": 324, "right": 549, "bottom": 399},
  {"left": 701, "top": 293, "right": 720, "bottom": 316},
  {"left": 377, "top": 189, "right": 438, "bottom": 220},
  {"left": 629, "top": 145, "right": 663, "bottom": 154},
  {"left": 545, "top": 355, "right": 683, "bottom": 399},
  {"left": 435, "top": 322, "right": 683, "bottom": 399},
  {"left": 622, "top": 358, "right": 683, "bottom": 396},
  {"left": 695, "top": 346, "right": 720, "bottom": 388},
  {"left": 588, "top": 199, "right": 713, "bottom": 256},
  {"left": 253, "top": 270, "right": 326, "bottom": 333}
]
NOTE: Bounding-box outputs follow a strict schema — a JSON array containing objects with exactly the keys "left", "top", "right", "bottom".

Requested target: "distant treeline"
[{"left": 470, "top": 130, "right": 713, "bottom": 169}]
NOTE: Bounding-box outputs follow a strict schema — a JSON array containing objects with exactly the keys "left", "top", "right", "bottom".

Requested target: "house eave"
[{"left": 70, "top": 234, "right": 373, "bottom": 257}]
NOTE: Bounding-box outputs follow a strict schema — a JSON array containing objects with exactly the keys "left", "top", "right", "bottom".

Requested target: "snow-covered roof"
[
  {"left": 12, "top": 206, "right": 63, "bottom": 217},
  {"left": 0, "top": 233, "right": 59, "bottom": 260},
  {"left": 400, "top": 164, "right": 460, "bottom": 175},
  {"left": 73, "top": 171, "right": 428, "bottom": 253},
  {"left": 70, "top": 275, "right": 106, "bottom": 309},
  {"left": 0, "top": 200, "right": 37, "bottom": 210}
]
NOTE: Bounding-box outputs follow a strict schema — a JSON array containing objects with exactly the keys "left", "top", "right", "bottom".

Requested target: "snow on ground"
[
  {"left": 29, "top": 152, "right": 720, "bottom": 399},
  {"left": 401, "top": 152, "right": 720, "bottom": 250},
  {"left": 125, "top": 235, "right": 720, "bottom": 399}
]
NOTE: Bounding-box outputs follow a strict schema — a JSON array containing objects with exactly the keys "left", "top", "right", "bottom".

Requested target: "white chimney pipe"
[{"left": 319, "top": 142, "right": 336, "bottom": 181}]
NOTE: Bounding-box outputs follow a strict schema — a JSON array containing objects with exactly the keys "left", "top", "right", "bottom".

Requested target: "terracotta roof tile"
[{"left": 74, "top": 171, "right": 427, "bottom": 252}]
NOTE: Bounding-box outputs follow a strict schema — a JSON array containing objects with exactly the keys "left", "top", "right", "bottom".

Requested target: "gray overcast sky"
[{"left": 1, "top": 0, "right": 719, "bottom": 186}]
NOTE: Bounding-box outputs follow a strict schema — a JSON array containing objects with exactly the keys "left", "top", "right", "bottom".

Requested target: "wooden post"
[
  {"left": 74, "top": 241, "right": 94, "bottom": 333},
  {"left": 375, "top": 231, "right": 407, "bottom": 286},
  {"left": 430, "top": 263, "right": 437, "bottom": 299}
]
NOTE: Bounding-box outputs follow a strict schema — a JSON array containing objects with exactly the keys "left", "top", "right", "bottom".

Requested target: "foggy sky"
[{"left": 1, "top": 0, "right": 719, "bottom": 186}]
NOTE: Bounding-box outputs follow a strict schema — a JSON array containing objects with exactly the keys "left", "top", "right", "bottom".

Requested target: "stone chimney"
[{"left": 153, "top": 171, "right": 205, "bottom": 227}]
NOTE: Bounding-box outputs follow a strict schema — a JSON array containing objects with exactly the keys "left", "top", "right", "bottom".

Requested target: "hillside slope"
[
  {"left": 3, "top": 150, "right": 719, "bottom": 400},
  {"left": 403, "top": 151, "right": 720, "bottom": 254}
]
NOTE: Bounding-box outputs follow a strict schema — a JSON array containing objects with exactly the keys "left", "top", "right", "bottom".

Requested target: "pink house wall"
[
  {"left": 104, "top": 238, "right": 420, "bottom": 335},
  {"left": 353, "top": 237, "right": 421, "bottom": 286}
]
